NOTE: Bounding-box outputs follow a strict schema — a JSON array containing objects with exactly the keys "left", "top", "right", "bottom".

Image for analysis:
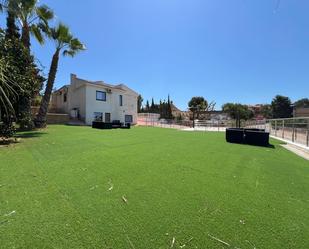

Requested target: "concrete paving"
[{"left": 281, "top": 143, "right": 309, "bottom": 161}]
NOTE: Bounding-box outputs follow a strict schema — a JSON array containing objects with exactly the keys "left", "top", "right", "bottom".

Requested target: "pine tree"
[
  {"left": 137, "top": 94, "right": 143, "bottom": 113},
  {"left": 150, "top": 98, "right": 155, "bottom": 112},
  {"left": 145, "top": 100, "right": 150, "bottom": 112},
  {"left": 167, "top": 95, "right": 173, "bottom": 119}
]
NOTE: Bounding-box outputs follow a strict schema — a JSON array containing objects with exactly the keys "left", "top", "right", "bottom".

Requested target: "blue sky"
[{"left": 2, "top": 0, "right": 309, "bottom": 110}]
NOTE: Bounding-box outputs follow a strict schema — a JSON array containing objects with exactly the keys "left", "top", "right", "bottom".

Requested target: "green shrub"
[{"left": 0, "top": 118, "right": 16, "bottom": 139}]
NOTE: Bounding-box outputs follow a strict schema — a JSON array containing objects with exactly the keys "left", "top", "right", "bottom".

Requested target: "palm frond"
[
  {"left": 36, "top": 4, "right": 53, "bottom": 24},
  {"left": 0, "top": 28, "right": 5, "bottom": 38},
  {"left": 30, "top": 24, "right": 44, "bottom": 44},
  {"left": 37, "top": 21, "right": 51, "bottom": 37},
  {"left": 0, "top": 0, "right": 8, "bottom": 12},
  {"left": 48, "top": 23, "right": 86, "bottom": 57},
  {"left": 0, "top": 58, "right": 20, "bottom": 116},
  {"left": 62, "top": 49, "right": 76, "bottom": 57}
]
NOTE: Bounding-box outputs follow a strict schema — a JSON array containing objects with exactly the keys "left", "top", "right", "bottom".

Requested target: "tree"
[
  {"left": 222, "top": 103, "right": 254, "bottom": 128},
  {"left": 5, "top": 3, "right": 19, "bottom": 40},
  {"left": 166, "top": 95, "right": 173, "bottom": 119},
  {"left": 137, "top": 94, "right": 143, "bottom": 113},
  {"left": 35, "top": 23, "right": 85, "bottom": 127},
  {"left": 150, "top": 98, "right": 155, "bottom": 112},
  {"left": 188, "top": 96, "right": 208, "bottom": 119},
  {"left": 271, "top": 95, "right": 292, "bottom": 118},
  {"left": 2, "top": 5, "right": 44, "bottom": 130},
  {"left": 294, "top": 98, "right": 309, "bottom": 108},
  {"left": 145, "top": 100, "right": 150, "bottom": 112},
  {"left": 0, "top": 57, "right": 18, "bottom": 117},
  {"left": 0, "top": 48, "right": 20, "bottom": 138},
  {"left": 260, "top": 104, "right": 272, "bottom": 119},
  {"left": 6, "top": 0, "right": 54, "bottom": 49}
]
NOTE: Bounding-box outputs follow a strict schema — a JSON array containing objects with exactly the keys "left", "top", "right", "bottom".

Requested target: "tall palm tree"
[
  {"left": 35, "top": 23, "right": 85, "bottom": 128},
  {"left": 4, "top": 0, "right": 53, "bottom": 49}
]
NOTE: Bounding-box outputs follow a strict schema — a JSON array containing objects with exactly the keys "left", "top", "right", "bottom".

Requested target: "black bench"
[
  {"left": 92, "top": 121, "right": 131, "bottom": 129},
  {"left": 226, "top": 128, "right": 269, "bottom": 146},
  {"left": 244, "top": 130, "right": 269, "bottom": 146},
  {"left": 92, "top": 121, "right": 112, "bottom": 129}
]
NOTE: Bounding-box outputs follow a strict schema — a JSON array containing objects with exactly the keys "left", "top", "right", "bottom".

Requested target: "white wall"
[
  {"left": 84, "top": 85, "right": 137, "bottom": 125},
  {"left": 68, "top": 86, "right": 86, "bottom": 120},
  {"left": 52, "top": 74, "right": 138, "bottom": 125}
]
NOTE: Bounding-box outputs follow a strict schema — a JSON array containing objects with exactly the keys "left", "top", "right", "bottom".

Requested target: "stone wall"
[
  {"left": 31, "top": 106, "right": 69, "bottom": 124},
  {"left": 46, "top": 113, "right": 69, "bottom": 124}
]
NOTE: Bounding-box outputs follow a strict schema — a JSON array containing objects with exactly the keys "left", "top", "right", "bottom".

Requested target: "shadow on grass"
[
  {"left": 227, "top": 141, "right": 275, "bottom": 149},
  {"left": 14, "top": 131, "right": 47, "bottom": 139}
]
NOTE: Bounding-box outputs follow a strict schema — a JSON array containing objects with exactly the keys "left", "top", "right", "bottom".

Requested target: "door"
[{"left": 105, "top": 113, "right": 111, "bottom": 122}]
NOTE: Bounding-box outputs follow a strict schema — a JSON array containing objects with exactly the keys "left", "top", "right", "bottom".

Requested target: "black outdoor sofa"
[
  {"left": 92, "top": 120, "right": 131, "bottom": 130},
  {"left": 226, "top": 128, "right": 269, "bottom": 146}
]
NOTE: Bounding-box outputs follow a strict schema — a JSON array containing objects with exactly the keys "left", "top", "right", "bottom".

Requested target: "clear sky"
[{"left": 4, "top": 0, "right": 309, "bottom": 110}]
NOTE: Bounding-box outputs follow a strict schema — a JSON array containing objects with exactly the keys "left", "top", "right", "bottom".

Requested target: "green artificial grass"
[{"left": 0, "top": 125, "right": 308, "bottom": 249}]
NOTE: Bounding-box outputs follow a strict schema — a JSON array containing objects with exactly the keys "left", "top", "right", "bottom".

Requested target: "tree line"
[
  {"left": 138, "top": 95, "right": 173, "bottom": 119},
  {"left": 0, "top": 0, "right": 85, "bottom": 139},
  {"left": 222, "top": 95, "right": 308, "bottom": 127},
  {"left": 138, "top": 94, "right": 308, "bottom": 124}
]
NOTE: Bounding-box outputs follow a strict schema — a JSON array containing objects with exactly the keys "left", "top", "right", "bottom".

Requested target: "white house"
[{"left": 50, "top": 74, "right": 138, "bottom": 125}]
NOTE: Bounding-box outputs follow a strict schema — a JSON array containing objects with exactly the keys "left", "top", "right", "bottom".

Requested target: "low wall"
[
  {"left": 46, "top": 113, "right": 69, "bottom": 124},
  {"left": 31, "top": 106, "right": 69, "bottom": 124}
]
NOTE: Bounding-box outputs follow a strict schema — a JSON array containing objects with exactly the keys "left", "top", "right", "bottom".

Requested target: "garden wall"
[
  {"left": 31, "top": 107, "right": 69, "bottom": 124},
  {"left": 46, "top": 113, "right": 69, "bottom": 124}
]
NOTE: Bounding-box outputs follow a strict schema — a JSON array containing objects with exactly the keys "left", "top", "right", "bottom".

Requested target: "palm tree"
[
  {"left": 0, "top": 57, "right": 19, "bottom": 119},
  {"left": 3, "top": 0, "right": 54, "bottom": 49},
  {"left": 35, "top": 23, "right": 85, "bottom": 128}
]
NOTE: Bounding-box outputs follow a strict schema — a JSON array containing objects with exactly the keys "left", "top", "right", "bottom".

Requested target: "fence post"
[
  {"left": 282, "top": 120, "right": 285, "bottom": 139},
  {"left": 292, "top": 118, "right": 295, "bottom": 142},
  {"left": 275, "top": 120, "right": 277, "bottom": 136},
  {"left": 306, "top": 119, "right": 309, "bottom": 147}
]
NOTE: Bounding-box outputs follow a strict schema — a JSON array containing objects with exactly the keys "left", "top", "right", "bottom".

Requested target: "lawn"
[{"left": 0, "top": 125, "right": 308, "bottom": 249}]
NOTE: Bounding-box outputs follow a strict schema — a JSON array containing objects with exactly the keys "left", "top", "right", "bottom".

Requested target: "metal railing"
[
  {"left": 138, "top": 115, "right": 309, "bottom": 148},
  {"left": 266, "top": 117, "right": 309, "bottom": 147},
  {"left": 137, "top": 118, "right": 238, "bottom": 131},
  {"left": 245, "top": 117, "right": 309, "bottom": 148}
]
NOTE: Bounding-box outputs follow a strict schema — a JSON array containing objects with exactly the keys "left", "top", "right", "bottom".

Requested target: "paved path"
[{"left": 281, "top": 144, "right": 309, "bottom": 160}]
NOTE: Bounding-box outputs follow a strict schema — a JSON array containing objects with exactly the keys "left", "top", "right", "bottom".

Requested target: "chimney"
[{"left": 70, "top": 73, "right": 77, "bottom": 84}]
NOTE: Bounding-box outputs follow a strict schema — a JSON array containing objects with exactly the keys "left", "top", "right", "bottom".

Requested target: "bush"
[
  {"left": 18, "top": 115, "right": 34, "bottom": 131},
  {"left": 32, "top": 95, "right": 42, "bottom": 107},
  {"left": 0, "top": 119, "right": 16, "bottom": 139}
]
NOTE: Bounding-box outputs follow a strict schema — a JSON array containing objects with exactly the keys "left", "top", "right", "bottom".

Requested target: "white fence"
[
  {"left": 137, "top": 114, "right": 309, "bottom": 148},
  {"left": 245, "top": 118, "right": 309, "bottom": 148},
  {"left": 267, "top": 118, "right": 309, "bottom": 147},
  {"left": 137, "top": 115, "right": 235, "bottom": 131}
]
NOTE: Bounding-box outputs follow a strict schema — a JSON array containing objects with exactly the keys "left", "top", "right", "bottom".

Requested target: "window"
[
  {"left": 96, "top": 91, "right": 106, "bottom": 101},
  {"left": 93, "top": 112, "right": 103, "bottom": 121},
  {"left": 119, "top": 95, "right": 123, "bottom": 106},
  {"left": 125, "top": 115, "right": 133, "bottom": 123},
  {"left": 63, "top": 93, "right": 67, "bottom": 102}
]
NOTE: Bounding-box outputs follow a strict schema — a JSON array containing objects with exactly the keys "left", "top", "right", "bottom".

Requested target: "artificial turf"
[{"left": 0, "top": 125, "right": 308, "bottom": 249}]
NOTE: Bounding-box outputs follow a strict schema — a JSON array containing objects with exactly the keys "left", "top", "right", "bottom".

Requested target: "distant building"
[
  {"left": 294, "top": 107, "right": 309, "bottom": 117},
  {"left": 248, "top": 104, "right": 265, "bottom": 120},
  {"left": 50, "top": 74, "right": 138, "bottom": 125},
  {"left": 208, "top": 111, "right": 230, "bottom": 121}
]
